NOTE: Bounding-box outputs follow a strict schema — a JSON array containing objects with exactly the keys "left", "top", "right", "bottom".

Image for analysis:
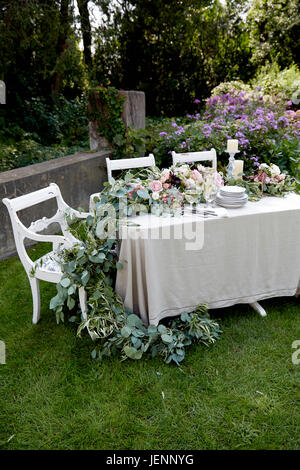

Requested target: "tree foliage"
[
  {"left": 0, "top": 0, "right": 299, "bottom": 141},
  {"left": 92, "top": 0, "right": 254, "bottom": 115},
  {"left": 247, "top": 0, "right": 300, "bottom": 67}
]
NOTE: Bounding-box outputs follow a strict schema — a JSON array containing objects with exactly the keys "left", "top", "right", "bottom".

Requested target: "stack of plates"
[{"left": 216, "top": 186, "right": 248, "bottom": 208}]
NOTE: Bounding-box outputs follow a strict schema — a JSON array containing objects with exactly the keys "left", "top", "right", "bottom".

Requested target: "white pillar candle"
[
  {"left": 227, "top": 139, "right": 239, "bottom": 153},
  {"left": 232, "top": 160, "right": 244, "bottom": 179}
]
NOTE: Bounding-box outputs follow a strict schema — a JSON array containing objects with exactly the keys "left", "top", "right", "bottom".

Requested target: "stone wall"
[
  {"left": 0, "top": 150, "right": 111, "bottom": 260},
  {"left": 119, "top": 90, "right": 145, "bottom": 130}
]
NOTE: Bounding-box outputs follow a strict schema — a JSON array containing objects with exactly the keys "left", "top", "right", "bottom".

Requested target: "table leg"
[{"left": 249, "top": 301, "right": 267, "bottom": 317}]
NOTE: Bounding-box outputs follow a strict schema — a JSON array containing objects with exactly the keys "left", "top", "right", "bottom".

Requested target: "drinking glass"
[{"left": 203, "top": 174, "right": 218, "bottom": 208}]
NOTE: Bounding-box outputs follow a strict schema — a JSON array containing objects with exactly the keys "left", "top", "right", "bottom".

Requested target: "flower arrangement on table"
[
  {"left": 159, "top": 164, "right": 224, "bottom": 205},
  {"left": 250, "top": 163, "right": 295, "bottom": 195},
  {"left": 227, "top": 162, "right": 296, "bottom": 200},
  {"left": 106, "top": 164, "right": 225, "bottom": 217}
]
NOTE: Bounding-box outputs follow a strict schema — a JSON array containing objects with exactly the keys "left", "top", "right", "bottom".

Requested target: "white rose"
[
  {"left": 151, "top": 191, "right": 160, "bottom": 200},
  {"left": 259, "top": 163, "right": 269, "bottom": 172},
  {"left": 269, "top": 163, "right": 281, "bottom": 176},
  {"left": 184, "top": 178, "right": 196, "bottom": 189},
  {"left": 177, "top": 165, "right": 190, "bottom": 177}
]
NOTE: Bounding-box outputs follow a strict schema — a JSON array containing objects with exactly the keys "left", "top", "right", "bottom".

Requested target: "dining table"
[{"left": 115, "top": 192, "right": 300, "bottom": 326}]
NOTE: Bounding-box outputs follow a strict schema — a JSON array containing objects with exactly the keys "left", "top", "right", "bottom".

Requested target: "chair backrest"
[
  {"left": 106, "top": 154, "right": 155, "bottom": 183},
  {"left": 172, "top": 149, "right": 217, "bottom": 169},
  {"left": 2, "top": 183, "right": 72, "bottom": 272}
]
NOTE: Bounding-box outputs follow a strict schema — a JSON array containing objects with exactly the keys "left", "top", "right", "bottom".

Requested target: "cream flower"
[
  {"left": 259, "top": 163, "right": 269, "bottom": 172},
  {"left": 269, "top": 163, "right": 281, "bottom": 176},
  {"left": 184, "top": 178, "right": 196, "bottom": 189},
  {"left": 151, "top": 191, "right": 160, "bottom": 200}
]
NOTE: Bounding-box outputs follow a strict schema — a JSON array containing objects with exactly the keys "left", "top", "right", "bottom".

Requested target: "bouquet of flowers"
[
  {"left": 248, "top": 163, "right": 296, "bottom": 196},
  {"left": 159, "top": 164, "right": 224, "bottom": 204},
  {"left": 107, "top": 169, "right": 184, "bottom": 217}
]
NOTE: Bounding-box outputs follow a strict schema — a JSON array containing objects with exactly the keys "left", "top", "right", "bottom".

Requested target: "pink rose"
[
  {"left": 276, "top": 173, "right": 285, "bottom": 182},
  {"left": 214, "top": 172, "right": 224, "bottom": 187},
  {"left": 149, "top": 180, "right": 163, "bottom": 192},
  {"left": 160, "top": 169, "right": 170, "bottom": 183},
  {"left": 163, "top": 183, "right": 170, "bottom": 189},
  {"left": 191, "top": 169, "right": 203, "bottom": 182}
]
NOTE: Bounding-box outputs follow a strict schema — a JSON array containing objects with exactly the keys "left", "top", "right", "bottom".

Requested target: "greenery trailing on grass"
[{"left": 79, "top": 306, "right": 221, "bottom": 366}]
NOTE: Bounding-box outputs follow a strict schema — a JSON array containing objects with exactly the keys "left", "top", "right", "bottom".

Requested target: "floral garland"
[{"left": 115, "top": 164, "right": 225, "bottom": 211}]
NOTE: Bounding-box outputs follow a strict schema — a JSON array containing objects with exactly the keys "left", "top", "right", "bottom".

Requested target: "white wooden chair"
[
  {"left": 106, "top": 154, "right": 155, "bottom": 184},
  {"left": 172, "top": 149, "right": 217, "bottom": 169},
  {"left": 89, "top": 154, "right": 156, "bottom": 212},
  {"left": 3, "top": 183, "right": 89, "bottom": 324}
]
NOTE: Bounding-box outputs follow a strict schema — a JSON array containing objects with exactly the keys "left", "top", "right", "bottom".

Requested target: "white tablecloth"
[{"left": 115, "top": 193, "right": 300, "bottom": 325}]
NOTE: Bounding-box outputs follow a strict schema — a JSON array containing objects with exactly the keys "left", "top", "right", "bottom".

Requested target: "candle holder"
[{"left": 226, "top": 152, "right": 237, "bottom": 179}]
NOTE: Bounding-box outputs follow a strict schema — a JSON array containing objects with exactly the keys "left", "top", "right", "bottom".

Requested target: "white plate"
[
  {"left": 216, "top": 195, "right": 248, "bottom": 204},
  {"left": 216, "top": 201, "right": 247, "bottom": 208},
  {"left": 220, "top": 193, "right": 248, "bottom": 200},
  {"left": 220, "top": 186, "right": 246, "bottom": 196},
  {"left": 217, "top": 195, "right": 248, "bottom": 203}
]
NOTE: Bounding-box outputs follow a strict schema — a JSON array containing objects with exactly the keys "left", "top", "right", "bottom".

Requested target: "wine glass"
[{"left": 203, "top": 173, "right": 218, "bottom": 208}]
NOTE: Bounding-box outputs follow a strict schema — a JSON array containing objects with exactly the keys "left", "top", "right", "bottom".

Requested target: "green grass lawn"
[{"left": 0, "top": 243, "right": 299, "bottom": 450}]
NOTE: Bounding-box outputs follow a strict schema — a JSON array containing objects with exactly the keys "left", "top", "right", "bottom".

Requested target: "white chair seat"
[{"left": 36, "top": 251, "right": 62, "bottom": 274}]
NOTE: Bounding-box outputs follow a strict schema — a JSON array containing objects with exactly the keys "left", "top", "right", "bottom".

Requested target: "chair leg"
[
  {"left": 249, "top": 301, "right": 267, "bottom": 317},
  {"left": 28, "top": 275, "right": 41, "bottom": 324},
  {"left": 78, "top": 286, "right": 88, "bottom": 320}
]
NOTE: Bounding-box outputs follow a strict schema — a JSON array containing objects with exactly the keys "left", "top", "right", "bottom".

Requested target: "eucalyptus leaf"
[
  {"left": 137, "top": 189, "right": 150, "bottom": 199},
  {"left": 81, "top": 270, "right": 90, "bottom": 286},
  {"left": 161, "top": 334, "right": 173, "bottom": 344},
  {"left": 60, "top": 278, "right": 71, "bottom": 288},
  {"left": 123, "top": 346, "right": 143, "bottom": 360},
  {"left": 67, "top": 296, "right": 75, "bottom": 310},
  {"left": 127, "top": 314, "right": 143, "bottom": 328},
  {"left": 121, "top": 326, "right": 132, "bottom": 338},
  {"left": 158, "top": 324, "right": 167, "bottom": 334}
]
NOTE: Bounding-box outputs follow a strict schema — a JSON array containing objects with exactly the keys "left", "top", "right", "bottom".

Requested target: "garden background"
[{"left": 0, "top": 0, "right": 299, "bottom": 178}]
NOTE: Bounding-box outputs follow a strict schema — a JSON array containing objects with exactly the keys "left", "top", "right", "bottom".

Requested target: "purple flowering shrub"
[{"left": 142, "top": 90, "right": 299, "bottom": 178}]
